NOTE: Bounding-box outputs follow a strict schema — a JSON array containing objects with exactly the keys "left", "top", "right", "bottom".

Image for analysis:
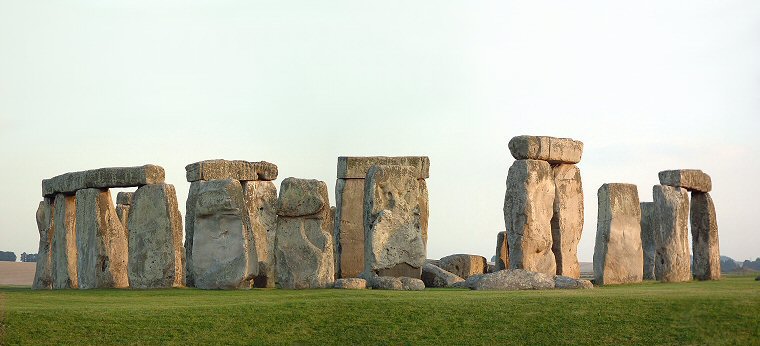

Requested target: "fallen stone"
[
  {"left": 421, "top": 263, "right": 464, "bottom": 288},
  {"left": 42, "top": 165, "right": 165, "bottom": 197},
  {"left": 593, "top": 183, "right": 643, "bottom": 285},
  {"left": 399, "top": 277, "right": 425, "bottom": 291},
  {"left": 242, "top": 181, "right": 278, "bottom": 288},
  {"left": 508, "top": 135, "right": 583, "bottom": 164},
  {"left": 425, "top": 259, "right": 441, "bottom": 267},
  {"left": 75, "top": 188, "right": 129, "bottom": 289},
  {"left": 32, "top": 199, "right": 54, "bottom": 290},
  {"left": 554, "top": 275, "right": 594, "bottom": 289},
  {"left": 276, "top": 177, "right": 329, "bottom": 217},
  {"left": 365, "top": 275, "right": 403, "bottom": 290},
  {"left": 185, "top": 160, "right": 278, "bottom": 182},
  {"left": 334, "top": 278, "right": 367, "bottom": 289},
  {"left": 658, "top": 169, "right": 712, "bottom": 193},
  {"left": 128, "top": 184, "right": 185, "bottom": 289},
  {"left": 691, "top": 192, "right": 720, "bottom": 281},
  {"left": 504, "top": 159, "right": 556, "bottom": 275},
  {"left": 495, "top": 231, "right": 509, "bottom": 271},
  {"left": 116, "top": 192, "right": 134, "bottom": 205},
  {"left": 551, "top": 164, "right": 584, "bottom": 278},
  {"left": 334, "top": 178, "right": 366, "bottom": 279},
  {"left": 337, "top": 156, "right": 430, "bottom": 179},
  {"left": 486, "top": 263, "right": 496, "bottom": 273},
  {"left": 467, "top": 269, "right": 555, "bottom": 291},
  {"left": 640, "top": 202, "right": 657, "bottom": 280},
  {"left": 653, "top": 185, "right": 691, "bottom": 283},
  {"left": 438, "top": 254, "right": 487, "bottom": 279},
  {"left": 51, "top": 194, "right": 78, "bottom": 289}
]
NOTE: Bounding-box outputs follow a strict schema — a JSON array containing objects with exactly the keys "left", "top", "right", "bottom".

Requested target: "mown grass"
[{"left": 0, "top": 276, "right": 758, "bottom": 345}]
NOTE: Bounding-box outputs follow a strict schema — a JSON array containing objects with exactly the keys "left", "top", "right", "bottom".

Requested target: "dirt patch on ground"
[{"left": 0, "top": 262, "right": 35, "bottom": 287}]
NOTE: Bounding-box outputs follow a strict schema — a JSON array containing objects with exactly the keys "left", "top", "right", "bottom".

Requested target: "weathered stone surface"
[
  {"left": 337, "top": 156, "right": 430, "bottom": 179},
  {"left": 462, "top": 269, "right": 555, "bottom": 291},
  {"left": 504, "top": 159, "right": 556, "bottom": 275},
  {"left": 334, "top": 278, "right": 367, "bottom": 289},
  {"left": 192, "top": 180, "right": 257, "bottom": 289},
  {"left": 593, "top": 183, "right": 643, "bottom": 285},
  {"left": 242, "top": 181, "right": 278, "bottom": 288},
  {"left": 551, "top": 164, "right": 583, "bottom": 278},
  {"left": 640, "top": 202, "right": 657, "bottom": 280},
  {"left": 334, "top": 179, "right": 365, "bottom": 279},
  {"left": 421, "top": 263, "right": 464, "bottom": 288},
  {"left": 399, "top": 277, "right": 425, "bottom": 291},
  {"left": 75, "top": 188, "right": 129, "bottom": 289},
  {"left": 438, "top": 254, "right": 487, "bottom": 279},
  {"left": 33, "top": 199, "right": 54, "bottom": 290},
  {"left": 653, "top": 185, "right": 691, "bottom": 283},
  {"left": 116, "top": 192, "right": 134, "bottom": 205},
  {"left": 508, "top": 136, "right": 583, "bottom": 164},
  {"left": 115, "top": 204, "right": 130, "bottom": 228},
  {"left": 42, "top": 165, "right": 165, "bottom": 197},
  {"left": 418, "top": 179, "right": 429, "bottom": 246},
  {"left": 554, "top": 275, "right": 593, "bottom": 289},
  {"left": 364, "top": 165, "right": 425, "bottom": 278},
  {"left": 691, "top": 192, "right": 720, "bottom": 281},
  {"left": 486, "top": 263, "right": 496, "bottom": 273},
  {"left": 495, "top": 231, "right": 509, "bottom": 271},
  {"left": 185, "top": 160, "right": 278, "bottom": 182},
  {"left": 51, "top": 194, "right": 77, "bottom": 289},
  {"left": 363, "top": 274, "right": 403, "bottom": 290},
  {"left": 128, "top": 184, "right": 184, "bottom": 289},
  {"left": 658, "top": 169, "right": 712, "bottom": 193},
  {"left": 184, "top": 181, "right": 202, "bottom": 287},
  {"left": 275, "top": 178, "right": 334, "bottom": 289}
]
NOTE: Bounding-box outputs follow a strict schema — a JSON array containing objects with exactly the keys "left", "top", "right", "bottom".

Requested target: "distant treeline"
[
  {"left": 0, "top": 251, "right": 38, "bottom": 262},
  {"left": 721, "top": 256, "right": 760, "bottom": 272}
]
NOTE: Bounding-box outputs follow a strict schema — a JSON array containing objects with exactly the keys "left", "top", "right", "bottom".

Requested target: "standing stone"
[
  {"left": 51, "top": 194, "right": 78, "bottom": 289},
  {"left": 334, "top": 179, "right": 366, "bottom": 278},
  {"left": 508, "top": 136, "right": 584, "bottom": 164},
  {"left": 115, "top": 191, "right": 133, "bottom": 228},
  {"left": 192, "top": 179, "right": 257, "bottom": 289},
  {"left": 551, "top": 164, "right": 583, "bottom": 278},
  {"left": 364, "top": 166, "right": 425, "bottom": 279},
  {"left": 495, "top": 231, "right": 509, "bottom": 271},
  {"left": 438, "top": 254, "right": 487, "bottom": 279},
  {"left": 242, "top": 180, "right": 278, "bottom": 288},
  {"left": 75, "top": 188, "right": 129, "bottom": 289},
  {"left": 658, "top": 169, "right": 712, "bottom": 193},
  {"left": 33, "top": 199, "right": 54, "bottom": 289},
  {"left": 418, "top": 179, "right": 429, "bottom": 246},
  {"left": 653, "top": 185, "right": 691, "bottom": 282},
  {"left": 640, "top": 202, "right": 657, "bottom": 280},
  {"left": 691, "top": 192, "right": 720, "bottom": 280},
  {"left": 274, "top": 178, "right": 335, "bottom": 289},
  {"left": 593, "top": 183, "right": 643, "bottom": 285},
  {"left": 128, "top": 184, "right": 184, "bottom": 288},
  {"left": 503, "top": 159, "right": 556, "bottom": 275},
  {"left": 184, "top": 181, "right": 201, "bottom": 287}
]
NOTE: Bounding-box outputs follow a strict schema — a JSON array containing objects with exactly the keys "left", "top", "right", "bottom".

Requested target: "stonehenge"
[
  {"left": 652, "top": 185, "right": 691, "bottom": 282},
  {"left": 115, "top": 192, "right": 133, "bottom": 227},
  {"left": 438, "top": 254, "right": 487, "bottom": 279},
  {"left": 593, "top": 184, "right": 643, "bottom": 285},
  {"left": 32, "top": 199, "right": 54, "bottom": 289},
  {"left": 690, "top": 192, "right": 720, "bottom": 280},
  {"left": 639, "top": 202, "right": 657, "bottom": 280},
  {"left": 495, "top": 231, "right": 509, "bottom": 271}
]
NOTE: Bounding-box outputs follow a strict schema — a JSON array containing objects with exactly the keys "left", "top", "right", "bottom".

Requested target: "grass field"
[{"left": 1, "top": 276, "right": 758, "bottom": 345}]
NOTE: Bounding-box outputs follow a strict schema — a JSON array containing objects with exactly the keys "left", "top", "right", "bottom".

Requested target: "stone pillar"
[
  {"left": 691, "top": 192, "right": 720, "bottom": 280},
  {"left": 33, "top": 199, "right": 54, "bottom": 289},
  {"left": 593, "top": 183, "right": 643, "bottom": 285},
  {"left": 439, "top": 254, "right": 487, "bottom": 279},
  {"left": 639, "top": 202, "right": 657, "bottom": 280},
  {"left": 242, "top": 180, "right": 278, "bottom": 288},
  {"left": 51, "top": 194, "right": 78, "bottom": 289},
  {"left": 127, "top": 184, "right": 184, "bottom": 288},
  {"left": 551, "top": 164, "right": 584, "bottom": 278},
  {"left": 653, "top": 185, "right": 691, "bottom": 283},
  {"left": 495, "top": 231, "right": 509, "bottom": 271},
  {"left": 115, "top": 192, "right": 133, "bottom": 228}
]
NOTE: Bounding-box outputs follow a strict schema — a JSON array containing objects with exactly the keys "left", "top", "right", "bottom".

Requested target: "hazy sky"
[{"left": 1, "top": 1, "right": 758, "bottom": 262}]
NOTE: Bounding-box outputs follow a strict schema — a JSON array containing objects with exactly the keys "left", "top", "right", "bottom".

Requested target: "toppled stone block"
[
  {"left": 421, "top": 263, "right": 464, "bottom": 288},
  {"left": 460, "top": 269, "right": 555, "bottom": 291},
  {"left": 691, "top": 192, "right": 720, "bottom": 281},
  {"left": 337, "top": 156, "right": 430, "bottom": 179},
  {"left": 640, "top": 202, "right": 657, "bottom": 280},
  {"left": 51, "top": 194, "right": 78, "bottom": 289},
  {"left": 658, "top": 169, "right": 712, "bottom": 193},
  {"left": 399, "top": 277, "right": 425, "bottom": 291},
  {"left": 33, "top": 199, "right": 54, "bottom": 290},
  {"left": 185, "top": 160, "right": 278, "bottom": 182},
  {"left": 508, "top": 136, "right": 584, "bottom": 164},
  {"left": 495, "top": 231, "right": 509, "bottom": 271},
  {"left": 593, "top": 183, "right": 643, "bottom": 285},
  {"left": 554, "top": 275, "right": 593, "bottom": 289},
  {"left": 360, "top": 272, "right": 424, "bottom": 290},
  {"left": 42, "top": 165, "right": 165, "bottom": 197},
  {"left": 653, "top": 185, "right": 691, "bottom": 283},
  {"left": 334, "top": 278, "right": 367, "bottom": 289},
  {"left": 438, "top": 254, "right": 487, "bottom": 279},
  {"left": 242, "top": 181, "right": 278, "bottom": 288},
  {"left": 116, "top": 192, "right": 134, "bottom": 205},
  {"left": 551, "top": 164, "right": 584, "bottom": 278}
]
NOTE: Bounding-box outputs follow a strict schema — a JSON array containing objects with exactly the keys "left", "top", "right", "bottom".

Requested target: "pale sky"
[{"left": 1, "top": 1, "right": 758, "bottom": 262}]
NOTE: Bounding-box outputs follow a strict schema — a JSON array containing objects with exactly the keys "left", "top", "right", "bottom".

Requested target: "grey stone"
[
  {"left": 192, "top": 180, "right": 257, "bottom": 289},
  {"left": 551, "top": 164, "right": 584, "bottom": 278},
  {"left": 593, "top": 183, "right": 643, "bottom": 285},
  {"left": 184, "top": 181, "right": 202, "bottom": 287},
  {"left": 334, "top": 178, "right": 366, "bottom": 279},
  {"left": 640, "top": 202, "right": 657, "bottom": 280},
  {"left": 504, "top": 159, "right": 556, "bottom": 275},
  {"left": 115, "top": 204, "right": 130, "bottom": 228},
  {"left": 399, "top": 277, "right": 425, "bottom": 291},
  {"left": 425, "top": 259, "right": 441, "bottom": 267},
  {"left": 365, "top": 275, "right": 403, "bottom": 290},
  {"left": 653, "top": 185, "right": 691, "bottom": 283},
  {"left": 691, "top": 192, "right": 720, "bottom": 281},
  {"left": 508, "top": 135, "right": 583, "bottom": 164},
  {"left": 51, "top": 194, "right": 78, "bottom": 289},
  {"left": 438, "top": 254, "right": 487, "bottom": 279},
  {"left": 554, "top": 275, "right": 594, "bottom": 289},
  {"left": 32, "top": 199, "right": 54, "bottom": 290},
  {"left": 658, "top": 169, "right": 712, "bottom": 193},
  {"left": 116, "top": 192, "right": 134, "bottom": 205},
  {"left": 334, "top": 278, "right": 367, "bottom": 289},
  {"left": 495, "top": 231, "right": 509, "bottom": 271},
  {"left": 418, "top": 179, "right": 429, "bottom": 246},
  {"left": 42, "top": 165, "right": 165, "bottom": 197},
  {"left": 276, "top": 177, "right": 329, "bottom": 217},
  {"left": 466, "top": 269, "right": 556, "bottom": 291},
  {"left": 185, "top": 159, "right": 278, "bottom": 182},
  {"left": 421, "top": 263, "right": 464, "bottom": 288},
  {"left": 242, "top": 181, "right": 278, "bottom": 288},
  {"left": 337, "top": 156, "right": 430, "bottom": 179},
  {"left": 127, "top": 184, "right": 185, "bottom": 289},
  {"left": 75, "top": 188, "right": 129, "bottom": 289},
  {"left": 486, "top": 263, "right": 496, "bottom": 273}
]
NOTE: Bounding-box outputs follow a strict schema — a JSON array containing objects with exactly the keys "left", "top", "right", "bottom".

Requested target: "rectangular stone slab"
[
  {"left": 42, "top": 165, "right": 165, "bottom": 197},
  {"left": 653, "top": 185, "right": 691, "bottom": 283},
  {"left": 508, "top": 136, "right": 583, "bottom": 164},
  {"left": 337, "top": 156, "right": 430, "bottom": 179},
  {"left": 33, "top": 199, "right": 54, "bottom": 290},
  {"left": 658, "top": 169, "right": 712, "bottom": 192},
  {"left": 495, "top": 231, "right": 509, "bottom": 271},
  {"left": 551, "top": 164, "right": 584, "bottom": 278},
  {"left": 185, "top": 160, "right": 278, "bottom": 182},
  {"left": 51, "top": 194, "right": 78, "bottom": 289},
  {"left": 691, "top": 192, "right": 720, "bottom": 280},
  {"left": 593, "top": 183, "right": 643, "bottom": 285},
  {"left": 640, "top": 202, "right": 657, "bottom": 281}
]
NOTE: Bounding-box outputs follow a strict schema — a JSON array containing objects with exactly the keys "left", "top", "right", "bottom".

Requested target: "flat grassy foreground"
[{"left": 1, "top": 276, "right": 758, "bottom": 345}]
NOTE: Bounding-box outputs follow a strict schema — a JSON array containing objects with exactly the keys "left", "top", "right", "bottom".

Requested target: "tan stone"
[
  {"left": 334, "top": 178, "right": 366, "bottom": 278},
  {"left": 438, "top": 254, "right": 487, "bottom": 279},
  {"left": 495, "top": 231, "right": 509, "bottom": 271},
  {"left": 640, "top": 202, "right": 657, "bottom": 280},
  {"left": 691, "top": 192, "right": 720, "bottom": 280},
  {"left": 32, "top": 199, "right": 54, "bottom": 290},
  {"left": 42, "top": 165, "right": 165, "bottom": 197},
  {"left": 51, "top": 194, "right": 78, "bottom": 289},
  {"left": 418, "top": 179, "right": 429, "bottom": 246},
  {"left": 337, "top": 156, "right": 430, "bottom": 179},
  {"left": 658, "top": 169, "right": 711, "bottom": 193},
  {"left": 242, "top": 180, "right": 278, "bottom": 288},
  {"left": 185, "top": 160, "right": 278, "bottom": 182},
  {"left": 653, "top": 185, "right": 691, "bottom": 282},
  {"left": 116, "top": 204, "right": 130, "bottom": 228},
  {"left": 593, "top": 183, "right": 643, "bottom": 285},
  {"left": 551, "top": 164, "right": 583, "bottom": 278},
  {"left": 277, "top": 178, "right": 329, "bottom": 217},
  {"left": 421, "top": 263, "right": 464, "bottom": 288},
  {"left": 508, "top": 136, "right": 583, "bottom": 164}
]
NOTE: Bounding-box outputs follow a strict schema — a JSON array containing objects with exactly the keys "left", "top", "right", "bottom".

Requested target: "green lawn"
[{"left": 1, "top": 276, "right": 758, "bottom": 345}]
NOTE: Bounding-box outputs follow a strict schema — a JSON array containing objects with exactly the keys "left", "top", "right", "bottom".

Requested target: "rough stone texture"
[
  {"left": 365, "top": 275, "right": 403, "bottom": 290},
  {"left": 593, "top": 184, "right": 643, "bottom": 285},
  {"left": 33, "top": 199, "right": 54, "bottom": 290},
  {"left": 508, "top": 136, "right": 584, "bottom": 164},
  {"left": 116, "top": 192, "right": 134, "bottom": 205},
  {"left": 495, "top": 231, "right": 509, "bottom": 271},
  {"left": 503, "top": 159, "right": 556, "bottom": 275},
  {"left": 192, "top": 180, "right": 257, "bottom": 289},
  {"left": 399, "top": 277, "right": 425, "bottom": 291},
  {"left": 658, "top": 169, "right": 712, "bottom": 193},
  {"left": 653, "top": 185, "right": 691, "bottom": 283},
  {"left": 43, "top": 165, "right": 165, "bottom": 197},
  {"left": 334, "top": 278, "right": 367, "bottom": 289},
  {"left": 337, "top": 156, "right": 430, "bottom": 179},
  {"left": 334, "top": 179, "right": 366, "bottom": 279},
  {"left": 438, "top": 254, "right": 487, "bottom": 279},
  {"left": 640, "top": 202, "right": 657, "bottom": 280},
  {"left": 421, "top": 263, "right": 464, "bottom": 288},
  {"left": 185, "top": 160, "right": 278, "bottom": 182},
  {"left": 551, "top": 164, "right": 583, "bottom": 278},
  {"left": 128, "top": 184, "right": 185, "bottom": 289},
  {"left": 75, "top": 188, "right": 129, "bottom": 289},
  {"left": 462, "top": 269, "right": 556, "bottom": 291},
  {"left": 486, "top": 263, "right": 496, "bottom": 273},
  {"left": 275, "top": 178, "right": 334, "bottom": 289},
  {"left": 364, "top": 165, "right": 425, "bottom": 278},
  {"left": 51, "top": 194, "right": 78, "bottom": 289},
  {"left": 554, "top": 275, "right": 594, "bottom": 289},
  {"left": 115, "top": 204, "right": 130, "bottom": 228},
  {"left": 242, "top": 181, "right": 278, "bottom": 288},
  {"left": 184, "top": 181, "right": 201, "bottom": 287},
  {"left": 691, "top": 192, "right": 720, "bottom": 281},
  {"left": 418, "top": 179, "right": 429, "bottom": 246}
]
